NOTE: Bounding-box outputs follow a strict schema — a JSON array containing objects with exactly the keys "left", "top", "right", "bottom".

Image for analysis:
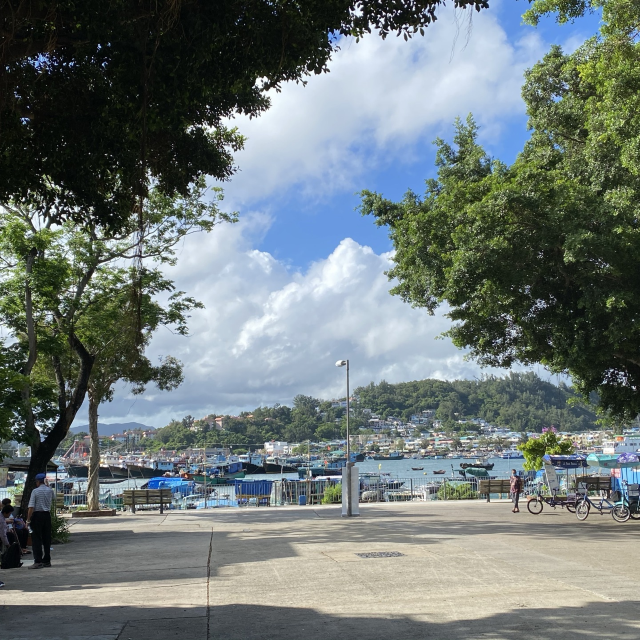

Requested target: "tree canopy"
[
  {"left": 360, "top": 0, "right": 640, "bottom": 420},
  {"left": 0, "top": 179, "right": 226, "bottom": 507},
  {"left": 1, "top": 0, "right": 489, "bottom": 230}
]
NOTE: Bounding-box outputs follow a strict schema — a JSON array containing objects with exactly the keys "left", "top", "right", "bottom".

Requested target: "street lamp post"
[{"left": 335, "top": 359, "right": 355, "bottom": 517}]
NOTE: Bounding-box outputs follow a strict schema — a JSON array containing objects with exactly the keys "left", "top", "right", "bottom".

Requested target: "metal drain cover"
[{"left": 356, "top": 551, "right": 405, "bottom": 558}]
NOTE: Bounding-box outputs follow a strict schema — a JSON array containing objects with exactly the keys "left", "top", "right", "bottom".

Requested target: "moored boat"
[
  {"left": 66, "top": 463, "right": 118, "bottom": 479},
  {"left": 372, "top": 451, "right": 404, "bottom": 461},
  {"left": 263, "top": 457, "right": 297, "bottom": 473}
]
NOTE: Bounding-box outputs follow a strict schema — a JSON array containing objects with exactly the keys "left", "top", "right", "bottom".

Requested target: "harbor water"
[{"left": 244, "top": 455, "right": 525, "bottom": 481}]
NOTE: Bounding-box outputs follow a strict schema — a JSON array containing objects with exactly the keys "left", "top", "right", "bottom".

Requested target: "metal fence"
[
  {"left": 1, "top": 474, "right": 522, "bottom": 513},
  {"left": 1, "top": 471, "right": 617, "bottom": 514},
  {"left": 51, "top": 475, "right": 517, "bottom": 512}
]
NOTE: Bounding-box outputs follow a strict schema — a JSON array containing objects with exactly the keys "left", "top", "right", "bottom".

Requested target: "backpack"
[{"left": 1, "top": 542, "right": 22, "bottom": 569}]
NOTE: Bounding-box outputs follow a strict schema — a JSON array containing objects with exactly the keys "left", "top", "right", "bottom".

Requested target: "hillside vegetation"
[
  {"left": 136, "top": 373, "right": 599, "bottom": 451},
  {"left": 356, "top": 372, "right": 597, "bottom": 432}
]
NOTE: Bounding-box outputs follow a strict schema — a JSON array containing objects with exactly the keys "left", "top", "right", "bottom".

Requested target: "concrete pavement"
[{"left": 1, "top": 500, "right": 639, "bottom": 639}]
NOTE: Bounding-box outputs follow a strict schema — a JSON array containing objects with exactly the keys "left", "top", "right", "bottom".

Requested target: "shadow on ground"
[
  {"left": 1, "top": 600, "right": 638, "bottom": 640},
  {"left": 6, "top": 504, "right": 636, "bottom": 593}
]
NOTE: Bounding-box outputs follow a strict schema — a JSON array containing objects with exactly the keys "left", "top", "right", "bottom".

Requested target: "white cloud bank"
[
  {"left": 223, "top": 4, "right": 545, "bottom": 205},
  {"left": 92, "top": 5, "right": 551, "bottom": 427},
  {"left": 98, "top": 217, "right": 518, "bottom": 426}
]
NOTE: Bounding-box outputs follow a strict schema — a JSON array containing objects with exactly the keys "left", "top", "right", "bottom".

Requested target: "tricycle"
[{"left": 526, "top": 454, "right": 587, "bottom": 515}]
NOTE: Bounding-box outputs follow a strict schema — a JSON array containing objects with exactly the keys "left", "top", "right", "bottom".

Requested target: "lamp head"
[{"left": 335, "top": 360, "right": 347, "bottom": 367}]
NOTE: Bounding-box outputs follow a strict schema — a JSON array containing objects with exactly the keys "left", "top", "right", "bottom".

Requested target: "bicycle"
[
  {"left": 609, "top": 481, "right": 640, "bottom": 523},
  {"left": 526, "top": 488, "right": 577, "bottom": 514},
  {"left": 575, "top": 491, "right": 629, "bottom": 522}
]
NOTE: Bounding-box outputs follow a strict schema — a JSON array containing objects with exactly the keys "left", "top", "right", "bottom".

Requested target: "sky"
[{"left": 92, "top": 0, "right": 601, "bottom": 429}]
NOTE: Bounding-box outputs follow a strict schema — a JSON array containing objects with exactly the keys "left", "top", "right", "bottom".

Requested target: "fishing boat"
[
  {"left": 66, "top": 463, "right": 118, "bottom": 479},
  {"left": 499, "top": 448, "right": 525, "bottom": 459},
  {"left": 411, "top": 467, "right": 424, "bottom": 471},
  {"left": 457, "top": 467, "right": 490, "bottom": 478},
  {"left": 298, "top": 458, "right": 346, "bottom": 477},
  {"left": 127, "top": 464, "right": 161, "bottom": 479},
  {"left": 185, "top": 461, "right": 246, "bottom": 482},
  {"left": 108, "top": 465, "right": 130, "bottom": 478},
  {"left": 460, "top": 457, "right": 494, "bottom": 471},
  {"left": 433, "top": 469, "right": 446, "bottom": 474},
  {"left": 238, "top": 453, "right": 267, "bottom": 474},
  {"left": 127, "top": 459, "right": 176, "bottom": 479},
  {"left": 263, "top": 456, "right": 298, "bottom": 474},
  {"left": 372, "top": 451, "right": 404, "bottom": 461}
]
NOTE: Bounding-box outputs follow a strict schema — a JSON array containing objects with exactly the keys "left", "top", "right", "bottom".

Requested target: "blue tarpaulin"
[
  {"left": 147, "top": 477, "right": 196, "bottom": 495},
  {"left": 233, "top": 480, "right": 273, "bottom": 496}
]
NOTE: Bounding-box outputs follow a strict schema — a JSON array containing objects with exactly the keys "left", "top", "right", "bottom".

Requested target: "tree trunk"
[
  {"left": 86, "top": 391, "right": 101, "bottom": 511},
  {"left": 21, "top": 330, "right": 95, "bottom": 513}
]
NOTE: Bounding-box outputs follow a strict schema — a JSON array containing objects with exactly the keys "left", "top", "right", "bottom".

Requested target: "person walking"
[
  {"left": 510, "top": 469, "right": 522, "bottom": 513},
  {"left": 26, "top": 473, "right": 54, "bottom": 569}
]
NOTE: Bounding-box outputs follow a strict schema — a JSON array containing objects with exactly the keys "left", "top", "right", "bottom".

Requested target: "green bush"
[
  {"left": 518, "top": 427, "right": 574, "bottom": 470},
  {"left": 321, "top": 483, "right": 342, "bottom": 504},
  {"left": 50, "top": 502, "right": 70, "bottom": 544},
  {"left": 437, "top": 482, "right": 477, "bottom": 500}
]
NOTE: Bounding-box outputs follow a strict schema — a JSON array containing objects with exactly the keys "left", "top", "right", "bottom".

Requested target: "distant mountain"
[{"left": 70, "top": 422, "right": 155, "bottom": 437}]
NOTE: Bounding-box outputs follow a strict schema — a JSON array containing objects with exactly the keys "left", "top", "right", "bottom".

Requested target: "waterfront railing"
[{"left": 0, "top": 473, "right": 514, "bottom": 512}]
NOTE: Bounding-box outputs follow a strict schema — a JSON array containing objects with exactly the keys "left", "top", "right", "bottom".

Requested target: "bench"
[
  {"left": 478, "top": 479, "right": 512, "bottom": 502},
  {"left": 575, "top": 476, "right": 612, "bottom": 493},
  {"left": 123, "top": 489, "right": 172, "bottom": 514}
]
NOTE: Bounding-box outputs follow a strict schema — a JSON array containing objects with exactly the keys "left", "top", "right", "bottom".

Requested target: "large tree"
[
  {"left": 0, "top": 181, "right": 225, "bottom": 507},
  {"left": 1, "top": 0, "right": 489, "bottom": 230},
  {"left": 360, "top": 0, "right": 640, "bottom": 420}
]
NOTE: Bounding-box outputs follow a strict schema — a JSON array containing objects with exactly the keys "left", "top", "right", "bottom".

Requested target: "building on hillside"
[{"left": 264, "top": 441, "right": 289, "bottom": 455}]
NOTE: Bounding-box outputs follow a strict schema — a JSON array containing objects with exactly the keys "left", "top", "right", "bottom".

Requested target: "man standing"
[
  {"left": 510, "top": 469, "right": 522, "bottom": 513},
  {"left": 27, "top": 473, "right": 54, "bottom": 569}
]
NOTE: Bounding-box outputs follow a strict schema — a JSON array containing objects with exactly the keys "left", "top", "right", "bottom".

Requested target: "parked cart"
[
  {"left": 575, "top": 453, "right": 639, "bottom": 522},
  {"left": 526, "top": 454, "right": 588, "bottom": 515}
]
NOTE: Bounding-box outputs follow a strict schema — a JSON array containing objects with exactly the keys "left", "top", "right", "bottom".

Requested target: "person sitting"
[
  {"left": 0, "top": 505, "right": 10, "bottom": 588},
  {"left": 0, "top": 504, "right": 12, "bottom": 551},
  {"left": 2, "top": 504, "right": 26, "bottom": 552},
  {"left": 3, "top": 505, "right": 30, "bottom": 554}
]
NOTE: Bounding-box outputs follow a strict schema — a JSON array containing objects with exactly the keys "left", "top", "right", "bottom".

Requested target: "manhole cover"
[{"left": 355, "top": 551, "right": 405, "bottom": 558}]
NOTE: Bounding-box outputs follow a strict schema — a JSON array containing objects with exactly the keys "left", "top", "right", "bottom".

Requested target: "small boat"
[
  {"left": 372, "top": 451, "right": 404, "bottom": 461},
  {"left": 411, "top": 467, "right": 424, "bottom": 471},
  {"left": 433, "top": 469, "right": 446, "bottom": 474},
  {"left": 460, "top": 457, "right": 494, "bottom": 471},
  {"left": 460, "top": 462, "right": 494, "bottom": 470}
]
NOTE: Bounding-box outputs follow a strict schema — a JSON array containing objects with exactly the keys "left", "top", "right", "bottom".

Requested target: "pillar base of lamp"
[{"left": 341, "top": 463, "right": 360, "bottom": 517}]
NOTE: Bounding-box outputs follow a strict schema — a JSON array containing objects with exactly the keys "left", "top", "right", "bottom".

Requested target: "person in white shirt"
[{"left": 27, "top": 473, "right": 54, "bottom": 569}]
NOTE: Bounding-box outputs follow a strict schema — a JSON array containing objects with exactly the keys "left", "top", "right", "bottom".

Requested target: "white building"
[{"left": 264, "top": 441, "right": 289, "bottom": 455}]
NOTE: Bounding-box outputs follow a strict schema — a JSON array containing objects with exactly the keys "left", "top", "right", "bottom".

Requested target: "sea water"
[{"left": 243, "top": 456, "right": 525, "bottom": 481}]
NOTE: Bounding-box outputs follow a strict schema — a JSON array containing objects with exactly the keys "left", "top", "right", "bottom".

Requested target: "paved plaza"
[{"left": 1, "top": 500, "right": 638, "bottom": 639}]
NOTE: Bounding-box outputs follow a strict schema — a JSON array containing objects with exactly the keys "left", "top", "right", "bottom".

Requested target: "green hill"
[
  {"left": 355, "top": 372, "right": 598, "bottom": 433},
  {"left": 143, "top": 372, "right": 600, "bottom": 451}
]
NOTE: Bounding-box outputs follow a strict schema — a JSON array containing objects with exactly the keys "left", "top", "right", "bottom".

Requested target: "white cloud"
[
  {"left": 97, "top": 217, "right": 519, "bottom": 427},
  {"left": 223, "top": 5, "right": 546, "bottom": 205}
]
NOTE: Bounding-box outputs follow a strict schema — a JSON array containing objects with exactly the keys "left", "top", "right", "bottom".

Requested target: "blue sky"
[
  {"left": 228, "top": 1, "right": 601, "bottom": 269},
  {"left": 95, "top": 1, "right": 602, "bottom": 428}
]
